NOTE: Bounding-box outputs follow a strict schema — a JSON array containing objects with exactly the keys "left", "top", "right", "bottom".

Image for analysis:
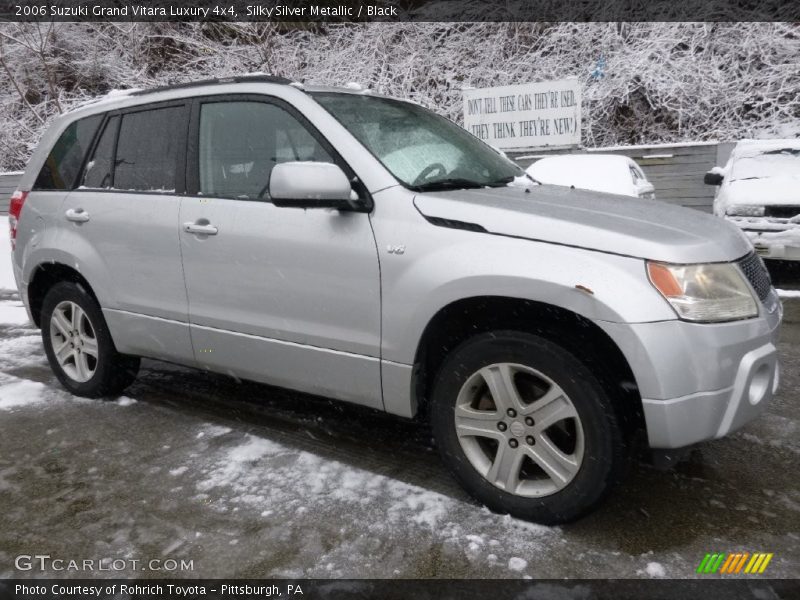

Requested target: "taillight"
[{"left": 8, "top": 190, "right": 28, "bottom": 250}]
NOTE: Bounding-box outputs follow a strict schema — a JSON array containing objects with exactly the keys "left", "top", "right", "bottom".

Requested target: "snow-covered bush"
[{"left": 0, "top": 22, "right": 797, "bottom": 170}]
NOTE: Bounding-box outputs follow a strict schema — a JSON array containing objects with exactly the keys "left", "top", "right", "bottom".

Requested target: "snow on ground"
[
  {"left": 508, "top": 557, "right": 528, "bottom": 572},
  {"left": 0, "top": 373, "right": 48, "bottom": 411},
  {"left": 0, "top": 331, "right": 46, "bottom": 372},
  {"left": 0, "top": 298, "right": 28, "bottom": 325},
  {"left": 644, "top": 562, "right": 667, "bottom": 578},
  {"left": 0, "top": 216, "right": 16, "bottom": 292},
  {"left": 188, "top": 430, "right": 558, "bottom": 576}
]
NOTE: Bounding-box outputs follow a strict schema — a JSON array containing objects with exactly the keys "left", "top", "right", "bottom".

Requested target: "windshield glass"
[
  {"left": 312, "top": 92, "right": 524, "bottom": 191},
  {"left": 731, "top": 148, "right": 800, "bottom": 181}
]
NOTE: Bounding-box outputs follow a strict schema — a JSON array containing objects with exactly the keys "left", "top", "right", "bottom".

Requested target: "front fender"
[{"left": 379, "top": 229, "right": 675, "bottom": 365}]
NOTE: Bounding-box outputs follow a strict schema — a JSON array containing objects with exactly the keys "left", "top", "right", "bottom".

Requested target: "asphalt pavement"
[{"left": 0, "top": 289, "right": 797, "bottom": 580}]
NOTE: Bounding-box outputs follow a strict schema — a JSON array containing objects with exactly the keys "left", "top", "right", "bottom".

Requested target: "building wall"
[{"left": 0, "top": 173, "right": 22, "bottom": 214}]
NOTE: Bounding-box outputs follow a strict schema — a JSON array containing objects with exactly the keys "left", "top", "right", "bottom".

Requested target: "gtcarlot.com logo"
[
  {"left": 697, "top": 552, "right": 773, "bottom": 575},
  {"left": 15, "top": 554, "right": 194, "bottom": 572}
]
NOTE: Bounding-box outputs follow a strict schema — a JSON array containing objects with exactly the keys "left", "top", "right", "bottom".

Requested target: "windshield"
[
  {"left": 312, "top": 92, "right": 524, "bottom": 191},
  {"left": 731, "top": 148, "right": 800, "bottom": 181}
]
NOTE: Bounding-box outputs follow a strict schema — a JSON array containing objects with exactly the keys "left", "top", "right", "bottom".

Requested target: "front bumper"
[
  {"left": 640, "top": 342, "right": 779, "bottom": 448},
  {"left": 599, "top": 289, "right": 783, "bottom": 449},
  {"left": 726, "top": 216, "right": 800, "bottom": 261}
]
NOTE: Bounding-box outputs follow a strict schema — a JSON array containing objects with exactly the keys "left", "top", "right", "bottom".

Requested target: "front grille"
[
  {"left": 764, "top": 205, "right": 800, "bottom": 219},
  {"left": 738, "top": 252, "right": 772, "bottom": 302}
]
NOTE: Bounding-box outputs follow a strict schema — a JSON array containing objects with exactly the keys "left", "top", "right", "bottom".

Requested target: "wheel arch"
[
  {"left": 27, "top": 263, "right": 100, "bottom": 328},
  {"left": 412, "top": 296, "right": 644, "bottom": 435}
]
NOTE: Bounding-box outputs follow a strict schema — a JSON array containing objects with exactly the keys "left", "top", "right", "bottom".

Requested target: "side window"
[
  {"left": 114, "top": 106, "right": 183, "bottom": 192},
  {"left": 34, "top": 115, "right": 102, "bottom": 190},
  {"left": 199, "top": 101, "right": 333, "bottom": 199},
  {"left": 81, "top": 116, "right": 119, "bottom": 189}
]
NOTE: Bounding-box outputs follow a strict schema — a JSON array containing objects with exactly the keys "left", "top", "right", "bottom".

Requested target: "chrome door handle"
[
  {"left": 65, "top": 208, "right": 90, "bottom": 223},
  {"left": 183, "top": 221, "right": 218, "bottom": 236}
]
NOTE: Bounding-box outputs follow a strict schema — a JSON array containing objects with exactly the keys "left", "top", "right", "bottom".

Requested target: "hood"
[
  {"left": 725, "top": 176, "right": 800, "bottom": 206},
  {"left": 414, "top": 185, "right": 752, "bottom": 264}
]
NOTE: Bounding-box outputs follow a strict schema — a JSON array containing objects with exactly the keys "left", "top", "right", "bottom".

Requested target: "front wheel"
[
  {"left": 41, "top": 282, "right": 139, "bottom": 397},
  {"left": 430, "top": 331, "right": 628, "bottom": 524}
]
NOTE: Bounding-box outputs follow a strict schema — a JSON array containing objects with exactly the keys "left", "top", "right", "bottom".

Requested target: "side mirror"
[
  {"left": 269, "top": 162, "right": 363, "bottom": 210},
  {"left": 704, "top": 170, "right": 724, "bottom": 186}
]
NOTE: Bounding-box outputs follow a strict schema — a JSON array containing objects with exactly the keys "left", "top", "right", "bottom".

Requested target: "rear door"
[
  {"left": 61, "top": 102, "right": 194, "bottom": 363},
  {"left": 179, "top": 95, "right": 382, "bottom": 408}
]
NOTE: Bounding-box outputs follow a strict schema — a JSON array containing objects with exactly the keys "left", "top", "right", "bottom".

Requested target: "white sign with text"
[{"left": 463, "top": 79, "right": 582, "bottom": 151}]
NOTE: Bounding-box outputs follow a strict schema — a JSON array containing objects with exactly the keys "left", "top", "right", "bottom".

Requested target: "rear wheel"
[
  {"left": 430, "top": 331, "right": 628, "bottom": 524},
  {"left": 41, "top": 282, "right": 139, "bottom": 397}
]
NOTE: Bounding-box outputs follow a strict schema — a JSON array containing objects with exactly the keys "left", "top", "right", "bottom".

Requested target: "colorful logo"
[{"left": 697, "top": 552, "right": 773, "bottom": 575}]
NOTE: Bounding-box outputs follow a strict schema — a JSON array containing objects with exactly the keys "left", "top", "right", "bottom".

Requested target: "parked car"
[
  {"left": 705, "top": 139, "right": 800, "bottom": 261},
  {"left": 526, "top": 154, "right": 656, "bottom": 199},
  {"left": 10, "top": 76, "right": 781, "bottom": 524}
]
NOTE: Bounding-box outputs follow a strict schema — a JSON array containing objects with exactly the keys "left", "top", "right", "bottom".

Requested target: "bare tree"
[{"left": 0, "top": 22, "right": 797, "bottom": 170}]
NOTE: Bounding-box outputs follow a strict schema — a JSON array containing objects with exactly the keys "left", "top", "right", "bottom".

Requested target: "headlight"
[
  {"left": 726, "top": 204, "right": 765, "bottom": 217},
  {"left": 647, "top": 261, "right": 758, "bottom": 322}
]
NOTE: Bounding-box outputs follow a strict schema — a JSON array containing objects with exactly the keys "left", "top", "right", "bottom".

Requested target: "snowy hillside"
[{"left": 0, "top": 22, "right": 798, "bottom": 170}]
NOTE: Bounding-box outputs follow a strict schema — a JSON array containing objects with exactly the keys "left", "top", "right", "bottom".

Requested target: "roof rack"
[{"left": 129, "top": 74, "right": 293, "bottom": 96}]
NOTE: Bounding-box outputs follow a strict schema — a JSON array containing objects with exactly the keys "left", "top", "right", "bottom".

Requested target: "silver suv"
[{"left": 10, "top": 76, "right": 782, "bottom": 523}]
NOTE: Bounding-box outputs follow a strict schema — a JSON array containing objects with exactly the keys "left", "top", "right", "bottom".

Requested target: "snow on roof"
[
  {"left": 66, "top": 88, "right": 142, "bottom": 114},
  {"left": 530, "top": 154, "right": 633, "bottom": 168},
  {"left": 732, "top": 138, "right": 800, "bottom": 157},
  {"left": 526, "top": 154, "right": 638, "bottom": 196}
]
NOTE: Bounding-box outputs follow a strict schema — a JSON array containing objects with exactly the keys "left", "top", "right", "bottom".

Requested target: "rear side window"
[
  {"left": 34, "top": 115, "right": 102, "bottom": 190},
  {"left": 113, "top": 106, "right": 183, "bottom": 192},
  {"left": 81, "top": 116, "right": 119, "bottom": 189},
  {"left": 198, "top": 101, "right": 333, "bottom": 199}
]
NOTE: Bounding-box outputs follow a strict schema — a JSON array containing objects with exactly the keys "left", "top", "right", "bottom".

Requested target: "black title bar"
[
  {"left": 2, "top": 579, "right": 800, "bottom": 600},
  {"left": 0, "top": 0, "right": 798, "bottom": 22}
]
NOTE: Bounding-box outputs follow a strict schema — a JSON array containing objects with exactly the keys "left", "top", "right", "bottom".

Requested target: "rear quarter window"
[{"left": 34, "top": 115, "right": 102, "bottom": 190}]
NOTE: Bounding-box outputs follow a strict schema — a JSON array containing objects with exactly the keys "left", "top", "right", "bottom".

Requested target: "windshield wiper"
[
  {"left": 484, "top": 175, "right": 517, "bottom": 187},
  {"left": 409, "top": 178, "right": 487, "bottom": 192}
]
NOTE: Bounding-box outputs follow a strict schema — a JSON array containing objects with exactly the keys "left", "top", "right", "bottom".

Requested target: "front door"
[{"left": 179, "top": 97, "right": 383, "bottom": 408}]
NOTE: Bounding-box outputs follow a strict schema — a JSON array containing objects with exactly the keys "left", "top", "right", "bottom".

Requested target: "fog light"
[{"left": 748, "top": 363, "right": 771, "bottom": 406}]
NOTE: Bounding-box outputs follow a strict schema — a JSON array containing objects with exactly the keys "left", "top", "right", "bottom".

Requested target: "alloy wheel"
[
  {"left": 49, "top": 300, "right": 99, "bottom": 383},
  {"left": 454, "top": 362, "right": 585, "bottom": 497}
]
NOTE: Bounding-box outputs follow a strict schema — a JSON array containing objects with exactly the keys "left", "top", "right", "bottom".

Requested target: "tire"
[
  {"left": 430, "top": 330, "right": 628, "bottom": 524},
  {"left": 41, "top": 281, "right": 139, "bottom": 398}
]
